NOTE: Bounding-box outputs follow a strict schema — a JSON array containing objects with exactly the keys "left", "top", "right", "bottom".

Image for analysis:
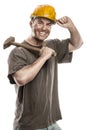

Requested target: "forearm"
[
  {"left": 13, "top": 56, "right": 47, "bottom": 86},
  {"left": 69, "top": 25, "right": 83, "bottom": 49}
]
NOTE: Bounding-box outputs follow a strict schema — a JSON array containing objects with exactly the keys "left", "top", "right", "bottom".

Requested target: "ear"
[{"left": 29, "top": 21, "right": 33, "bottom": 27}]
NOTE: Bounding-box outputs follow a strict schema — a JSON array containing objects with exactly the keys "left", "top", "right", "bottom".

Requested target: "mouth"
[
  {"left": 39, "top": 31, "right": 47, "bottom": 37},
  {"left": 38, "top": 31, "right": 49, "bottom": 40}
]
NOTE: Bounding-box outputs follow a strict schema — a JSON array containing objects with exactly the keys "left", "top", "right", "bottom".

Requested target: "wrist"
[{"left": 68, "top": 24, "right": 76, "bottom": 33}]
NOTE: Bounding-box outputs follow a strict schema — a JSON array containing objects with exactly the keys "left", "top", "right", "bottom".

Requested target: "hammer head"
[{"left": 3, "top": 36, "right": 15, "bottom": 49}]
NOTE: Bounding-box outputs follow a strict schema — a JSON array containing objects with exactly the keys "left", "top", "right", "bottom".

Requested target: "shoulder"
[
  {"left": 45, "top": 38, "right": 70, "bottom": 44},
  {"left": 8, "top": 46, "right": 28, "bottom": 62},
  {"left": 45, "top": 38, "right": 70, "bottom": 48},
  {"left": 9, "top": 42, "right": 31, "bottom": 56}
]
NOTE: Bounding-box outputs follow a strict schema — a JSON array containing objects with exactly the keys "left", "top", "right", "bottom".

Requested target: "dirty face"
[{"left": 30, "top": 17, "right": 53, "bottom": 41}]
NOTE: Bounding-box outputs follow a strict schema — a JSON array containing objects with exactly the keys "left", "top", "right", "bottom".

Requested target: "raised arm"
[{"left": 56, "top": 16, "right": 83, "bottom": 52}]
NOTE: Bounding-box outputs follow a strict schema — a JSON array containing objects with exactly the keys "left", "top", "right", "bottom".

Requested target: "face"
[{"left": 30, "top": 17, "right": 53, "bottom": 41}]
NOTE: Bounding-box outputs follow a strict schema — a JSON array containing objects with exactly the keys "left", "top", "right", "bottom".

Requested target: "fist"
[
  {"left": 40, "top": 47, "right": 56, "bottom": 60},
  {"left": 56, "top": 16, "right": 74, "bottom": 29}
]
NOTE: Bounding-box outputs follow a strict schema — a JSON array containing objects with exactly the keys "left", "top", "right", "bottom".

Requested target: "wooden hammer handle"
[
  {"left": 11, "top": 42, "right": 41, "bottom": 53},
  {"left": 3, "top": 36, "right": 56, "bottom": 56}
]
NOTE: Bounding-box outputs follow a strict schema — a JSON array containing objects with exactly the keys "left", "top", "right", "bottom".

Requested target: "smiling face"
[{"left": 30, "top": 17, "right": 53, "bottom": 42}]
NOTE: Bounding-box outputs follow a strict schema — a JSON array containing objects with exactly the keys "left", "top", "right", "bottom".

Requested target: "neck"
[{"left": 25, "top": 36, "right": 44, "bottom": 47}]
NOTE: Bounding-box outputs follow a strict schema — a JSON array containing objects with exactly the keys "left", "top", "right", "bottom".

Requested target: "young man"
[{"left": 7, "top": 4, "right": 83, "bottom": 130}]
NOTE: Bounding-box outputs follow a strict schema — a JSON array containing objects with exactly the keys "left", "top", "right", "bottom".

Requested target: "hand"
[
  {"left": 56, "top": 16, "right": 75, "bottom": 30},
  {"left": 40, "top": 47, "right": 56, "bottom": 60}
]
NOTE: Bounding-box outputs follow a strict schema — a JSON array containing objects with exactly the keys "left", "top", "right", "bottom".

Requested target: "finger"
[
  {"left": 57, "top": 19, "right": 65, "bottom": 24},
  {"left": 53, "top": 51, "right": 57, "bottom": 57},
  {"left": 52, "top": 50, "right": 57, "bottom": 57},
  {"left": 56, "top": 20, "right": 66, "bottom": 27},
  {"left": 57, "top": 16, "right": 68, "bottom": 24}
]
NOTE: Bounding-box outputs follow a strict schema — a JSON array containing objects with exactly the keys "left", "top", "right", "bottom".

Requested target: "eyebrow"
[{"left": 37, "top": 18, "right": 52, "bottom": 24}]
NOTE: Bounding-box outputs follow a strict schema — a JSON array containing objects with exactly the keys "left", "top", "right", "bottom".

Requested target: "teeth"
[{"left": 40, "top": 32, "right": 46, "bottom": 35}]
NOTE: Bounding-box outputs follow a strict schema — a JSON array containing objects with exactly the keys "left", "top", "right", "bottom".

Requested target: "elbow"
[
  {"left": 74, "top": 38, "right": 83, "bottom": 50},
  {"left": 78, "top": 37, "right": 84, "bottom": 47},
  {"left": 13, "top": 76, "right": 26, "bottom": 87},
  {"left": 13, "top": 74, "right": 34, "bottom": 87},
  {"left": 78, "top": 36, "right": 84, "bottom": 47},
  {"left": 80, "top": 40, "right": 84, "bottom": 47},
  {"left": 77, "top": 39, "right": 84, "bottom": 49},
  {"left": 69, "top": 39, "right": 83, "bottom": 52},
  {"left": 16, "top": 78, "right": 27, "bottom": 87}
]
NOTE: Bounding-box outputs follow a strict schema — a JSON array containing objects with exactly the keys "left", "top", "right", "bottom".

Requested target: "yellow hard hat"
[{"left": 30, "top": 4, "right": 56, "bottom": 23}]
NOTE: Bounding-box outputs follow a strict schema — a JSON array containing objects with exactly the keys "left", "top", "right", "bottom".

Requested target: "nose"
[{"left": 42, "top": 24, "right": 48, "bottom": 30}]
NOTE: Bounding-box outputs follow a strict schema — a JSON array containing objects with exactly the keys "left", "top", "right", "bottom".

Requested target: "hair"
[{"left": 30, "top": 16, "right": 56, "bottom": 25}]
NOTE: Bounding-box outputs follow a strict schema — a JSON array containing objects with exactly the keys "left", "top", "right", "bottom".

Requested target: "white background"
[{"left": 0, "top": 0, "right": 87, "bottom": 130}]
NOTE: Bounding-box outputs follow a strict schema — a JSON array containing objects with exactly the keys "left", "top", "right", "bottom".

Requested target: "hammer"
[
  {"left": 3, "top": 36, "right": 56, "bottom": 56},
  {"left": 3, "top": 36, "right": 42, "bottom": 54}
]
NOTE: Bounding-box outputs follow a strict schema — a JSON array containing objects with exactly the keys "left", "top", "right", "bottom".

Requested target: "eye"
[
  {"left": 37, "top": 20, "right": 43, "bottom": 25},
  {"left": 47, "top": 23, "right": 52, "bottom": 28},
  {"left": 48, "top": 23, "right": 52, "bottom": 26}
]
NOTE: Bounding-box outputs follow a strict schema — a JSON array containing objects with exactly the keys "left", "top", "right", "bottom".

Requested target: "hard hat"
[{"left": 30, "top": 4, "right": 56, "bottom": 23}]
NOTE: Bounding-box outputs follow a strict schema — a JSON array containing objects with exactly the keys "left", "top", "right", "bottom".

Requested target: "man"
[{"left": 7, "top": 4, "right": 83, "bottom": 130}]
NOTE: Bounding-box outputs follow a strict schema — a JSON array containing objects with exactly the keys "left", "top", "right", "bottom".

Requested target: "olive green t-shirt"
[{"left": 8, "top": 38, "right": 72, "bottom": 130}]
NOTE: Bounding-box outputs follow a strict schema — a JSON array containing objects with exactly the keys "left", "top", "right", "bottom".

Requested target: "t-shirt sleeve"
[
  {"left": 54, "top": 38, "right": 73, "bottom": 63},
  {"left": 8, "top": 48, "right": 27, "bottom": 84}
]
